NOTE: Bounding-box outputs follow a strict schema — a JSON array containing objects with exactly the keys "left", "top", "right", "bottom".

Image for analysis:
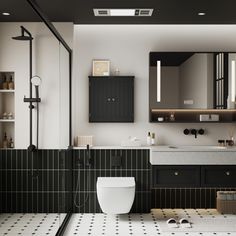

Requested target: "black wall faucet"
[{"left": 184, "top": 128, "right": 205, "bottom": 138}]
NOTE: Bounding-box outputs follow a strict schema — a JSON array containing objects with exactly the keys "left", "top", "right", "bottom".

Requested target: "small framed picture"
[{"left": 92, "top": 60, "right": 110, "bottom": 76}]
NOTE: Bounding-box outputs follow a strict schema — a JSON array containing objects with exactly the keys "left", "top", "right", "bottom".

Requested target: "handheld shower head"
[
  {"left": 31, "top": 76, "right": 42, "bottom": 87},
  {"left": 31, "top": 76, "right": 42, "bottom": 99}
]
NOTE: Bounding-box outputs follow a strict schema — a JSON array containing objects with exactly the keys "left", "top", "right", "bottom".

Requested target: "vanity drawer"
[
  {"left": 201, "top": 166, "right": 236, "bottom": 187},
  {"left": 152, "top": 166, "right": 200, "bottom": 187}
]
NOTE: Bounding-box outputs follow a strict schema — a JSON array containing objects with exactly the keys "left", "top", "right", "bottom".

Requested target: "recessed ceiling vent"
[
  {"left": 93, "top": 9, "right": 153, "bottom": 17},
  {"left": 136, "top": 9, "right": 153, "bottom": 16},
  {"left": 94, "top": 9, "right": 109, "bottom": 16}
]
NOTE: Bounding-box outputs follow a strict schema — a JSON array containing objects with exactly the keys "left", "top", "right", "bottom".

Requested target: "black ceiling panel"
[
  {"left": 1, "top": 0, "right": 236, "bottom": 24},
  {"left": 150, "top": 52, "right": 195, "bottom": 66}
]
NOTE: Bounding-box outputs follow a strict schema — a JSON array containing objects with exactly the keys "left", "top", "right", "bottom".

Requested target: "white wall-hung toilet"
[{"left": 97, "top": 177, "right": 135, "bottom": 214}]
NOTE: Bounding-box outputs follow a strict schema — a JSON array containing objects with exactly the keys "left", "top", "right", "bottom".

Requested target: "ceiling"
[{"left": 1, "top": 0, "right": 236, "bottom": 24}]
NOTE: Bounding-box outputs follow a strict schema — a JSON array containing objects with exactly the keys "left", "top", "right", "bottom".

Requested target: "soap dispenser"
[
  {"left": 147, "top": 132, "right": 151, "bottom": 146},
  {"left": 151, "top": 133, "right": 155, "bottom": 145}
]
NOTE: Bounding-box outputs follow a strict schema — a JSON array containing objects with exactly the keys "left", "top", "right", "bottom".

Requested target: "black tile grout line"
[
  {"left": 71, "top": 191, "right": 151, "bottom": 193},
  {"left": 151, "top": 187, "right": 236, "bottom": 189},
  {"left": 0, "top": 191, "right": 72, "bottom": 193},
  {"left": 0, "top": 169, "right": 71, "bottom": 171}
]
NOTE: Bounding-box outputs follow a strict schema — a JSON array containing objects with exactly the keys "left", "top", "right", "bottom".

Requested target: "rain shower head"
[
  {"left": 12, "top": 35, "right": 33, "bottom": 41},
  {"left": 12, "top": 26, "right": 33, "bottom": 41}
]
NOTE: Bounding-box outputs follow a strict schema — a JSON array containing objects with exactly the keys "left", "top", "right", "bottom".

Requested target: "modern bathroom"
[{"left": 1, "top": 0, "right": 236, "bottom": 235}]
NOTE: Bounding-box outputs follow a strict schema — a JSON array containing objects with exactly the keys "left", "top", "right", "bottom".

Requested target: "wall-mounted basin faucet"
[{"left": 184, "top": 128, "right": 205, "bottom": 138}]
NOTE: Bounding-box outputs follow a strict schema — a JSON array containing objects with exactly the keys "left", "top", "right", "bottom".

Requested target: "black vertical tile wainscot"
[
  {"left": 73, "top": 149, "right": 151, "bottom": 213},
  {"left": 0, "top": 149, "right": 72, "bottom": 213},
  {"left": 2, "top": 148, "right": 231, "bottom": 213},
  {"left": 151, "top": 188, "right": 236, "bottom": 209}
]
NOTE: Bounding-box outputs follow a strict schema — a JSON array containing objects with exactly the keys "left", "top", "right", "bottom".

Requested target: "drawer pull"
[
  {"left": 226, "top": 171, "right": 230, "bottom": 176},
  {"left": 107, "top": 98, "right": 111, "bottom": 102},
  {"left": 174, "top": 171, "right": 179, "bottom": 176}
]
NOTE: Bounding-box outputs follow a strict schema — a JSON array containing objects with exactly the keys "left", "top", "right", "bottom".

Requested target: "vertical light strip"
[
  {"left": 157, "top": 60, "right": 161, "bottom": 102},
  {"left": 231, "top": 60, "right": 236, "bottom": 102}
]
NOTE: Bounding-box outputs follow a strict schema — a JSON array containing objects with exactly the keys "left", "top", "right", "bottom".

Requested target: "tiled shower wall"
[
  {"left": 0, "top": 149, "right": 72, "bottom": 213},
  {"left": 0, "top": 149, "right": 151, "bottom": 213}
]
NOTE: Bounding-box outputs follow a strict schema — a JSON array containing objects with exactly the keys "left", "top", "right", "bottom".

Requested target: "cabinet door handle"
[
  {"left": 112, "top": 98, "right": 115, "bottom": 102},
  {"left": 226, "top": 171, "right": 230, "bottom": 176},
  {"left": 107, "top": 98, "right": 111, "bottom": 102},
  {"left": 174, "top": 171, "right": 179, "bottom": 176}
]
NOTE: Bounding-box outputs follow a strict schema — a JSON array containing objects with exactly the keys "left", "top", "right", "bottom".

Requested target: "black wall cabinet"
[{"left": 89, "top": 76, "right": 134, "bottom": 122}]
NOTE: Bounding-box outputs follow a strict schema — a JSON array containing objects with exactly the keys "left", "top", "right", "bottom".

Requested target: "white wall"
[
  {"left": 73, "top": 25, "right": 236, "bottom": 146},
  {"left": 0, "top": 22, "right": 73, "bottom": 149}
]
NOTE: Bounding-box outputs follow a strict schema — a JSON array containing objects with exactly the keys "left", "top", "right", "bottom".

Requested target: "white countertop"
[
  {"left": 73, "top": 145, "right": 151, "bottom": 150},
  {"left": 151, "top": 145, "right": 236, "bottom": 152},
  {"left": 73, "top": 145, "right": 236, "bottom": 165},
  {"left": 73, "top": 145, "right": 236, "bottom": 151},
  {"left": 150, "top": 146, "right": 236, "bottom": 165}
]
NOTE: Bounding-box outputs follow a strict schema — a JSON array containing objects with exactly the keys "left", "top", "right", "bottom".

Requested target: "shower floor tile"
[
  {"left": 0, "top": 213, "right": 66, "bottom": 236},
  {"left": 64, "top": 209, "right": 236, "bottom": 236}
]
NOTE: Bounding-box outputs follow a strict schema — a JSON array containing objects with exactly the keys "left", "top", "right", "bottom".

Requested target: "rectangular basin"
[{"left": 150, "top": 145, "right": 236, "bottom": 165}]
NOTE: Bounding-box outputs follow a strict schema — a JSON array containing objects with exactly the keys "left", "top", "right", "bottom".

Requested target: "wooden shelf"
[
  {"left": 151, "top": 109, "right": 236, "bottom": 112},
  {"left": 150, "top": 109, "right": 236, "bottom": 123}
]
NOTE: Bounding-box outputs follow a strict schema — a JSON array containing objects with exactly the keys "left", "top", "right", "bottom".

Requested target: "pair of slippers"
[{"left": 167, "top": 218, "right": 192, "bottom": 228}]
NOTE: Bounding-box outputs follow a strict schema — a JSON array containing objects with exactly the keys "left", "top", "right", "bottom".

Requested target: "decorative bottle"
[
  {"left": 3, "top": 133, "right": 8, "bottom": 149},
  {"left": 8, "top": 76, "right": 14, "bottom": 90},
  {"left": 147, "top": 132, "right": 151, "bottom": 146},
  {"left": 9, "top": 138, "right": 14, "bottom": 148},
  {"left": 151, "top": 133, "right": 155, "bottom": 145},
  {"left": 2, "top": 76, "right": 8, "bottom": 90},
  {"left": 229, "top": 136, "right": 235, "bottom": 146}
]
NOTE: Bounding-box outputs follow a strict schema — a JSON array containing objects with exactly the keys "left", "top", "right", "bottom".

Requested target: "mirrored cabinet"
[{"left": 149, "top": 52, "right": 236, "bottom": 122}]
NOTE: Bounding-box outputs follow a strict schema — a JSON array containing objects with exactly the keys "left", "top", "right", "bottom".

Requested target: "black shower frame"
[{"left": 26, "top": 0, "right": 73, "bottom": 235}]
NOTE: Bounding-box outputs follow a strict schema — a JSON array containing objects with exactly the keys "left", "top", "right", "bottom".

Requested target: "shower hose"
[{"left": 74, "top": 148, "right": 90, "bottom": 208}]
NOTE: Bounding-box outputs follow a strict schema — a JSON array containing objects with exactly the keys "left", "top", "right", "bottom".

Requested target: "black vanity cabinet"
[
  {"left": 152, "top": 166, "right": 200, "bottom": 187},
  {"left": 201, "top": 166, "right": 236, "bottom": 187},
  {"left": 152, "top": 165, "right": 236, "bottom": 188},
  {"left": 89, "top": 76, "right": 134, "bottom": 122}
]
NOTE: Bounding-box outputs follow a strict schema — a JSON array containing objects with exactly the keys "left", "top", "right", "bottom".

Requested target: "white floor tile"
[
  {"left": 64, "top": 209, "right": 236, "bottom": 236},
  {"left": 0, "top": 213, "right": 65, "bottom": 236}
]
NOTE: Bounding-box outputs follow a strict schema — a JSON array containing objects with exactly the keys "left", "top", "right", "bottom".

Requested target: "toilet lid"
[{"left": 97, "top": 177, "right": 135, "bottom": 188}]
